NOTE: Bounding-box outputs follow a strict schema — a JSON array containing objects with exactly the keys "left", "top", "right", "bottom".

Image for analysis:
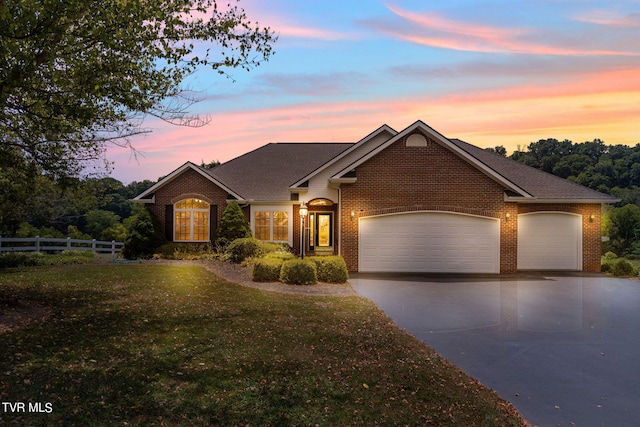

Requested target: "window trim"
[{"left": 174, "top": 198, "right": 210, "bottom": 242}]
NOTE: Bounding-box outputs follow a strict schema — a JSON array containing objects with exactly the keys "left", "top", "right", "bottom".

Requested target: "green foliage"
[
  {"left": 604, "top": 251, "right": 618, "bottom": 260},
  {"left": 308, "top": 256, "right": 349, "bottom": 283},
  {"left": 252, "top": 258, "right": 284, "bottom": 282},
  {"left": 225, "top": 237, "right": 263, "bottom": 263},
  {"left": 613, "top": 259, "right": 637, "bottom": 277},
  {"left": 153, "top": 243, "right": 214, "bottom": 260},
  {"left": 215, "top": 201, "right": 252, "bottom": 247},
  {"left": 0, "top": 250, "right": 97, "bottom": 268},
  {"left": 1, "top": 0, "right": 276, "bottom": 181},
  {"left": 606, "top": 204, "right": 640, "bottom": 255},
  {"left": 84, "top": 209, "right": 121, "bottom": 239},
  {"left": 280, "top": 259, "right": 318, "bottom": 285},
  {"left": 122, "top": 206, "right": 166, "bottom": 259},
  {"left": 264, "top": 251, "right": 296, "bottom": 261},
  {"left": 15, "top": 222, "right": 64, "bottom": 238}
]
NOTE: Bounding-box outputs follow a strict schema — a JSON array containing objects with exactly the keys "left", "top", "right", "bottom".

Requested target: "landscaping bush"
[
  {"left": 0, "top": 252, "right": 40, "bottom": 268},
  {"left": 280, "top": 259, "right": 317, "bottom": 285},
  {"left": 309, "top": 256, "right": 349, "bottom": 283},
  {"left": 226, "top": 238, "right": 263, "bottom": 263},
  {"left": 154, "top": 243, "right": 213, "bottom": 260},
  {"left": 215, "top": 201, "right": 252, "bottom": 248},
  {"left": 0, "top": 251, "right": 98, "bottom": 268},
  {"left": 601, "top": 262, "right": 612, "bottom": 273},
  {"left": 122, "top": 206, "right": 166, "bottom": 259},
  {"left": 264, "top": 251, "right": 296, "bottom": 261},
  {"left": 613, "top": 259, "right": 637, "bottom": 277},
  {"left": 604, "top": 251, "right": 618, "bottom": 261},
  {"left": 252, "top": 257, "right": 284, "bottom": 282}
]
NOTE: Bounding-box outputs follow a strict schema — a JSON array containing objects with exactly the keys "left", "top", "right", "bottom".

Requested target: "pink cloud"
[
  {"left": 379, "top": 3, "right": 640, "bottom": 56},
  {"left": 574, "top": 10, "right": 640, "bottom": 28}
]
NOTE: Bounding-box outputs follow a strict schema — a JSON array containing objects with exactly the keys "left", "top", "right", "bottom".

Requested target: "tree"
[
  {"left": 607, "top": 204, "right": 640, "bottom": 254},
  {"left": 215, "top": 201, "right": 251, "bottom": 246},
  {"left": 122, "top": 205, "right": 166, "bottom": 259},
  {"left": 0, "top": 0, "right": 276, "bottom": 179},
  {"left": 484, "top": 146, "right": 507, "bottom": 157}
]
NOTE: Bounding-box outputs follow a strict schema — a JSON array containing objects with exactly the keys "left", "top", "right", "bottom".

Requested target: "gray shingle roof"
[
  {"left": 449, "top": 138, "right": 618, "bottom": 202},
  {"left": 207, "top": 143, "right": 354, "bottom": 201}
]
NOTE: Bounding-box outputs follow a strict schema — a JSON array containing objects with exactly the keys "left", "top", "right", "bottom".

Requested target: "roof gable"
[
  {"left": 289, "top": 124, "right": 397, "bottom": 189},
  {"left": 132, "top": 162, "right": 242, "bottom": 202}
]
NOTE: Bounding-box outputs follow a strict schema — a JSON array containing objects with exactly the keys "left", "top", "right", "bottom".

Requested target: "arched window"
[{"left": 174, "top": 198, "right": 210, "bottom": 242}]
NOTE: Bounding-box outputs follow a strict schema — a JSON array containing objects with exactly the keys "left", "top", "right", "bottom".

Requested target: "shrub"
[
  {"left": 601, "top": 263, "right": 612, "bottom": 273},
  {"left": 613, "top": 259, "right": 636, "bottom": 277},
  {"left": 604, "top": 251, "right": 618, "bottom": 261},
  {"left": 226, "top": 238, "right": 263, "bottom": 263},
  {"left": 252, "top": 258, "right": 284, "bottom": 282},
  {"left": 309, "top": 256, "right": 349, "bottom": 283},
  {"left": 265, "top": 251, "right": 296, "bottom": 261},
  {"left": 215, "top": 201, "right": 252, "bottom": 247},
  {"left": 280, "top": 259, "right": 317, "bottom": 285},
  {"left": 0, "top": 252, "right": 39, "bottom": 268},
  {"left": 122, "top": 206, "right": 166, "bottom": 259},
  {"left": 154, "top": 243, "right": 213, "bottom": 260}
]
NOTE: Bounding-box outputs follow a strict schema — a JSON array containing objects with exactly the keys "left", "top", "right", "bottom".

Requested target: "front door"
[{"left": 309, "top": 212, "right": 333, "bottom": 251}]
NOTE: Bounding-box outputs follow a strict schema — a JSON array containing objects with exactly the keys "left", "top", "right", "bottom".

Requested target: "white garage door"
[
  {"left": 517, "top": 212, "right": 582, "bottom": 270},
  {"left": 358, "top": 212, "right": 500, "bottom": 273}
]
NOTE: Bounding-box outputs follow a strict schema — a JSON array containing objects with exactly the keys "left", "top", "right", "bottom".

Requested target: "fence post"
[
  {"left": 0, "top": 235, "right": 2, "bottom": 252},
  {"left": 36, "top": 235, "right": 41, "bottom": 252},
  {"left": 92, "top": 239, "right": 96, "bottom": 251},
  {"left": 111, "top": 241, "right": 116, "bottom": 257},
  {"left": 67, "top": 237, "right": 72, "bottom": 250}
]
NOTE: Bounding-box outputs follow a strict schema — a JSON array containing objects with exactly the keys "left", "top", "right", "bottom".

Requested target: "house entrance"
[{"left": 309, "top": 212, "right": 333, "bottom": 253}]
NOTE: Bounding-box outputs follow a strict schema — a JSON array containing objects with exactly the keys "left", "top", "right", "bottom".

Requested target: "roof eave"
[{"left": 132, "top": 162, "right": 244, "bottom": 202}]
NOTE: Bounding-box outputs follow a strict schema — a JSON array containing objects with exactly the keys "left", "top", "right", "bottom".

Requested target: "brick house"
[{"left": 133, "top": 120, "right": 618, "bottom": 273}]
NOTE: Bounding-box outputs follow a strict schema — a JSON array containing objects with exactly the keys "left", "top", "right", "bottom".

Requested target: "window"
[
  {"left": 255, "top": 211, "right": 270, "bottom": 240},
  {"left": 273, "top": 212, "right": 288, "bottom": 241},
  {"left": 254, "top": 211, "right": 288, "bottom": 241},
  {"left": 174, "top": 198, "right": 210, "bottom": 242}
]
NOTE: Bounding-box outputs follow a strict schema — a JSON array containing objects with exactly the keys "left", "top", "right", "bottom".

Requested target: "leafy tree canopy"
[{"left": 0, "top": 0, "right": 276, "bottom": 179}]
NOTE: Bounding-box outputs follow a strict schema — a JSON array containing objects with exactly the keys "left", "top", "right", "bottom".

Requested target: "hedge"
[
  {"left": 280, "top": 259, "right": 317, "bottom": 285},
  {"left": 308, "top": 256, "right": 349, "bottom": 283},
  {"left": 252, "top": 258, "right": 284, "bottom": 282}
]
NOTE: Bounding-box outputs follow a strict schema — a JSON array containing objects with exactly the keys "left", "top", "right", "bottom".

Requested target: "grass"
[{"left": 0, "top": 264, "right": 527, "bottom": 426}]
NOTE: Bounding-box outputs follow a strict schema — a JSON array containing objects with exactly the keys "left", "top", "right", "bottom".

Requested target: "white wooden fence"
[{"left": 0, "top": 236, "right": 124, "bottom": 257}]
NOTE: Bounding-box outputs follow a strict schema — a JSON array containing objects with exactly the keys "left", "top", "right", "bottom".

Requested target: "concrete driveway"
[{"left": 350, "top": 272, "right": 640, "bottom": 427}]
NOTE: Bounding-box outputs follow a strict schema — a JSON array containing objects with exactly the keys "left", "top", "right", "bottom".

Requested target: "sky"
[{"left": 107, "top": 0, "right": 640, "bottom": 184}]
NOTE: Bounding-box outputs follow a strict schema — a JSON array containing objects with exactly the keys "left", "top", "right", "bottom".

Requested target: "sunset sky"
[{"left": 108, "top": 0, "right": 640, "bottom": 184}]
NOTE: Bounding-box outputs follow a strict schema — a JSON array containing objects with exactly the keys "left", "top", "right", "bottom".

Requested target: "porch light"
[
  {"left": 589, "top": 214, "right": 595, "bottom": 222},
  {"left": 351, "top": 210, "right": 355, "bottom": 221},
  {"left": 300, "top": 202, "right": 308, "bottom": 259},
  {"left": 505, "top": 212, "right": 511, "bottom": 221}
]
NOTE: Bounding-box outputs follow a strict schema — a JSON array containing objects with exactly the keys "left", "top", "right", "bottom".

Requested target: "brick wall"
[
  {"left": 144, "top": 168, "right": 231, "bottom": 241},
  {"left": 339, "top": 133, "right": 604, "bottom": 273}
]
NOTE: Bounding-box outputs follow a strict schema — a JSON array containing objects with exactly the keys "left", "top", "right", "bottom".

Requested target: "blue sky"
[{"left": 108, "top": 0, "right": 640, "bottom": 183}]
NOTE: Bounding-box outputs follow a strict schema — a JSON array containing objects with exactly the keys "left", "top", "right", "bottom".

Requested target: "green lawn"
[{"left": 0, "top": 264, "right": 527, "bottom": 426}]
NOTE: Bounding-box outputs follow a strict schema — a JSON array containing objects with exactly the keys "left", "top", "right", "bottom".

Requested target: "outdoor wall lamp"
[
  {"left": 505, "top": 212, "right": 511, "bottom": 221},
  {"left": 351, "top": 210, "right": 355, "bottom": 221},
  {"left": 589, "top": 214, "right": 595, "bottom": 222},
  {"left": 299, "top": 202, "right": 308, "bottom": 259}
]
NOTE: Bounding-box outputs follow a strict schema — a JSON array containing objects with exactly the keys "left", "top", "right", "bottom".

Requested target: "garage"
[
  {"left": 517, "top": 212, "right": 582, "bottom": 270},
  {"left": 358, "top": 211, "right": 500, "bottom": 273}
]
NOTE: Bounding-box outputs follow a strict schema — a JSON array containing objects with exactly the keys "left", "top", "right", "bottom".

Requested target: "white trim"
[
  {"left": 517, "top": 211, "right": 582, "bottom": 270},
  {"left": 331, "top": 120, "right": 533, "bottom": 198},
  {"left": 173, "top": 200, "right": 211, "bottom": 243},
  {"left": 133, "top": 162, "right": 243, "bottom": 202},
  {"left": 289, "top": 124, "right": 397, "bottom": 189}
]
